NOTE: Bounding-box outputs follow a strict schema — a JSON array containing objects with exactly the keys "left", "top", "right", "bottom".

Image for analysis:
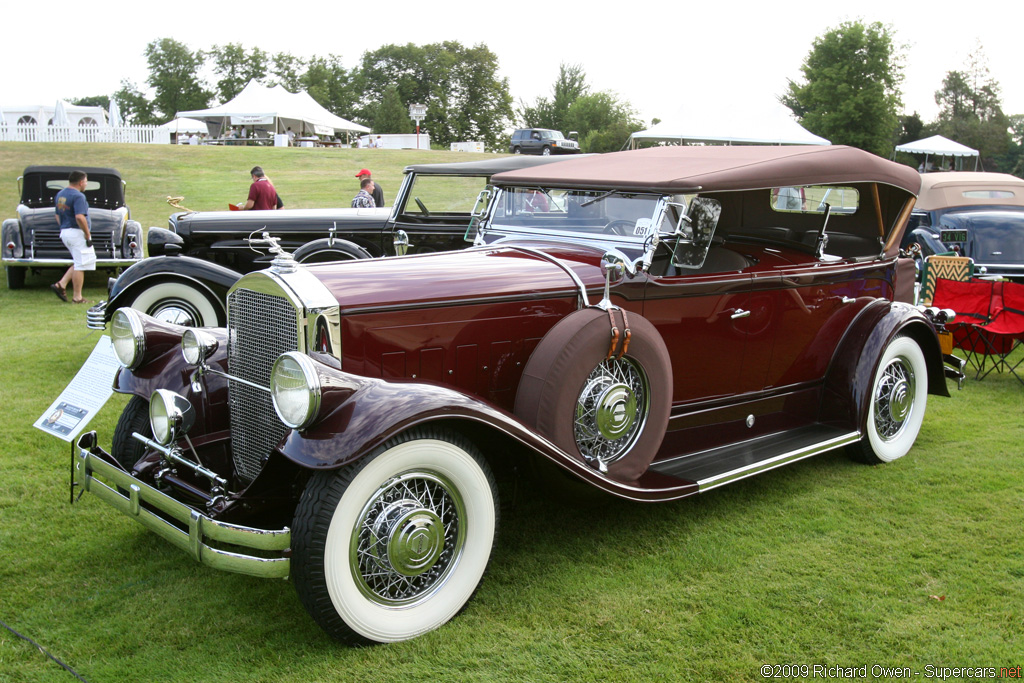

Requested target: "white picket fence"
[{"left": 0, "top": 124, "right": 171, "bottom": 144}]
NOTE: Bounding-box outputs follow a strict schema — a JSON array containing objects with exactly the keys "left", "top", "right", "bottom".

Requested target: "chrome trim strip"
[
  {"left": 2, "top": 257, "right": 140, "bottom": 266},
  {"left": 205, "top": 367, "right": 271, "bottom": 393},
  {"left": 696, "top": 431, "right": 862, "bottom": 492},
  {"left": 74, "top": 436, "right": 290, "bottom": 579}
]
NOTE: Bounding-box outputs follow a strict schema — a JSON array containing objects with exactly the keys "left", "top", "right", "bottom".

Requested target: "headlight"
[
  {"left": 271, "top": 352, "right": 321, "bottom": 430},
  {"left": 149, "top": 389, "right": 196, "bottom": 445},
  {"left": 111, "top": 308, "right": 146, "bottom": 369},
  {"left": 182, "top": 328, "right": 218, "bottom": 366}
]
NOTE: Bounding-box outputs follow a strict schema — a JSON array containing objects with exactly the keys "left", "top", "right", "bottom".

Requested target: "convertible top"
[
  {"left": 490, "top": 145, "right": 921, "bottom": 195},
  {"left": 404, "top": 155, "right": 583, "bottom": 177},
  {"left": 19, "top": 165, "right": 126, "bottom": 209}
]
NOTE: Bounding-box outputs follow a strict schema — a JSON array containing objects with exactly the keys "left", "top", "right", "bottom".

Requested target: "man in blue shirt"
[{"left": 52, "top": 170, "right": 93, "bottom": 303}]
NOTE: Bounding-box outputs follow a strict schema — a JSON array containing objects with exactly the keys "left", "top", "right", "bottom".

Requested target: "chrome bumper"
[
  {"left": 943, "top": 353, "right": 966, "bottom": 390},
  {"left": 73, "top": 432, "right": 291, "bottom": 579},
  {"left": 86, "top": 300, "right": 108, "bottom": 330}
]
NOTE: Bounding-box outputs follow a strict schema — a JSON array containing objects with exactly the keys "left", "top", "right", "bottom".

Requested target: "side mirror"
[{"left": 465, "top": 189, "right": 493, "bottom": 243}]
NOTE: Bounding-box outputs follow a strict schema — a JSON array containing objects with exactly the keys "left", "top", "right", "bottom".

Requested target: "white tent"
[
  {"left": 177, "top": 80, "right": 369, "bottom": 138},
  {"left": 893, "top": 134, "right": 980, "bottom": 171},
  {"left": 630, "top": 102, "right": 829, "bottom": 148},
  {"left": 159, "top": 117, "right": 209, "bottom": 134}
]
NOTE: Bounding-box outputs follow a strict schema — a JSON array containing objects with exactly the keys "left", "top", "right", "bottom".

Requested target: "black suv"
[{"left": 509, "top": 128, "right": 580, "bottom": 155}]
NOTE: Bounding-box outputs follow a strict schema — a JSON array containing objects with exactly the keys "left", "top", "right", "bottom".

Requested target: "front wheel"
[
  {"left": 541, "top": 146, "right": 551, "bottom": 155},
  {"left": 291, "top": 428, "right": 498, "bottom": 643},
  {"left": 112, "top": 396, "right": 151, "bottom": 470},
  {"left": 127, "top": 281, "right": 223, "bottom": 327},
  {"left": 848, "top": 335, "right": 928, "bottom": 464}
]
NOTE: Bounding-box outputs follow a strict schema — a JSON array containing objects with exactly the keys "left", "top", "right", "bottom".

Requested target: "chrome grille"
[{"left": 227, "top": 288, "right": 299, "bottom": 484}]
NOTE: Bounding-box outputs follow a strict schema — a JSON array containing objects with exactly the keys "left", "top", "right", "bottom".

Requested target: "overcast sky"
[{"left": 3, "top": 0, "right": 1021, "bottom": 131}]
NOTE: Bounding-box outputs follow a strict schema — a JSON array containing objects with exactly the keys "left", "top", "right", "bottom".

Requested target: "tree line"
[{"left": 68, "top": 31, "right": 1021, "bottom": 173}]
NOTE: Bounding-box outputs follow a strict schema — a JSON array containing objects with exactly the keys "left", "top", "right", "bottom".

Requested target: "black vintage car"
[
  {"left": 87, "top": 155, "right": 572, "bottom": 329},
  {"left": 2, "top": 166, "right": 143, "bottom": 289}
]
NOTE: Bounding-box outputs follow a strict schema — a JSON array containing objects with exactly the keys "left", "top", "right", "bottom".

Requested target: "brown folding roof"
[{"left": 490, "top": 145, "right": 921, "bottom": 195}]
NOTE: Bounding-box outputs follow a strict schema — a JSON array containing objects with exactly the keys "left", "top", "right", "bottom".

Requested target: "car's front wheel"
[
  {"left": 849, "top": 335, "right": 928, "bottom": 464},
  {"left": 127, "top": 280, "right": 223, "bottom": 327},
  {"left": 291, "top": 428, "right": 498, "bottom": 643},
  {"left": 112, "top": 395, "right": 151, "bottom": 470},
  {"left": 541, "top": 146, "right": 551, "bottom": 155}
]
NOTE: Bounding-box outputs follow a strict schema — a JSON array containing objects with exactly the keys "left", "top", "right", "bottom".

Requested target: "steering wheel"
[
  {"left": 603, "top": 219, "right": 637, "bottom": 236},
  {"left": 415, "top": 197, "right": 429, "bottom": 215}
]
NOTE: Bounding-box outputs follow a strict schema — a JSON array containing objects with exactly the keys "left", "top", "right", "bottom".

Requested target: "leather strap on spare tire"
[{"left": 515, "top": 308, "right": 672, "bottom": 482}]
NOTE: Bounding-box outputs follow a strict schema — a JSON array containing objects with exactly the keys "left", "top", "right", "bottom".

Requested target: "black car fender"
[
  {"left": 105, "top": 255, "right": 241, "bottom": 324},
  {"left": 291, "top": 237, "right": 374, "bottom": 263},
  {"left": 821, "top": 300, "right": 948, "bottom": 430}
]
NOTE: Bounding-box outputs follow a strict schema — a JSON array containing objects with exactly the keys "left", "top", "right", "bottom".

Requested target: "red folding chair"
[
  {"left": 967, "top": 281, "right": 1024, "bottom": 385},
  {"left": 930, "top": 278, "right": 998, "bottom": 373}
]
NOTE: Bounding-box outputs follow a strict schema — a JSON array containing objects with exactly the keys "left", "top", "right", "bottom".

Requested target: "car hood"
[
  {"left": 304, "top": 241, "right": 609, "bottom": 313},
  {"left": 172, "top": 207, "right": 391, "bottom": 230}
]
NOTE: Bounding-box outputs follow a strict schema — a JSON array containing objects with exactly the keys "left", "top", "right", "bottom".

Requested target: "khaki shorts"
[{"left": 60, "top": 228, "right": 96, "bottom": 271}]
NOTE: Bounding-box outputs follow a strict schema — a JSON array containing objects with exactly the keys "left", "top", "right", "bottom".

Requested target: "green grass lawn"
[{"left": 1, "top": 143, "right": 1023, "bottom": 682}]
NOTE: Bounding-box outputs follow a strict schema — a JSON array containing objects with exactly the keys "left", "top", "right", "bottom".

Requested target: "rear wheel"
[
  {"left": 291, "top": 427, "right": 498, "bottom": 643},
  {"left": 512, "top": 146, "right": 521, "bottom": 154},
  {"left": 848, "top": 335, "right": 928, "bottom": 464},
  {"left": 5, "top": 266, "right": 25, "bottom": 290}
]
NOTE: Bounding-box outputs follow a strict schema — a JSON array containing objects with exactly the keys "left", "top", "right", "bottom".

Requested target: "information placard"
[{"left": 34, "top": 336, "right": 119, "bottom": 442}]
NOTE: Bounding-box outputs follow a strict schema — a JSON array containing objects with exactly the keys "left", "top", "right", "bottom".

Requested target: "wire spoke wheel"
[
  {"left": 574, "top": 356, "right": 649, "bottom": 466},
  {"left": 352, "top": 470, "right": 465, "bottom": 607},
  {"left": 873, "top": 355, "right": 916, "bottom": 441}
]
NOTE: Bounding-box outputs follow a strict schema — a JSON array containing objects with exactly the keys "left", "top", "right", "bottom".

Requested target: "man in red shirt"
[{"left": 241, "top": 166, "right": 278, "bottom": 210}]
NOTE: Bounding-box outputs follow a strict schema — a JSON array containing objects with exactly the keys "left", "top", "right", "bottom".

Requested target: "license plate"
[
  {"left": 937, "top": 330, "right": 954, "bottom": 355},
  {"left": 941, "top": 229, "right": 968, "bottom": 243}
]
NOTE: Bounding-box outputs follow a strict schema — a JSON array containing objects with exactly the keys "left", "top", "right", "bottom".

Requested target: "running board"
[{"left": 652, "top": 424, "right": 861, "bottom": 492}]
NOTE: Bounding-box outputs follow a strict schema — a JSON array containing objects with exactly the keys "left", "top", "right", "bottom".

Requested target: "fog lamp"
[
  {"left": 111, "top": 308, "right": 146, "bottom": 369},
  {"left": 182, "top": 328, "right": 219, "bottom": 366},
  {"left": 149, "top": 389, "right": 196, "bottom": 446},
  {"left": 271, "top": 352, "right": 321, "bottom": 430}
]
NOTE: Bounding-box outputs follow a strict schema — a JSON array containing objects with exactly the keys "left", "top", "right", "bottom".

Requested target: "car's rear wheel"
[
  {"left": 515, "top": 308, "right": 671, "bottom": 481},
  {"left": 112, "top": 395, "right": 151, "bottom": 470},
  {"left": 127, "top": 281, "right": 223, "bottom": 327},
  {"left": 5, "top": 266, "right": 25, "bottom": 290},
  {"left": 291, "top": 427, "right": 498, "bottom": 643},
  {"left": 512, "top": 146, "right": 521, "bottom": 154},
  {"left": 848, "top": 335, "right": 928, "bottom": 464}
]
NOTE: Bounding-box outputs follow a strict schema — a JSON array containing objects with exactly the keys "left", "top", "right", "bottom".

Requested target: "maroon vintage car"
[{"left": 73, "top": 145, "right": 961, "bottom": 644}]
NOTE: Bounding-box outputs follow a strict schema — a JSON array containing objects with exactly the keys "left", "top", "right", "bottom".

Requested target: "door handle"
[
  {"left": 731, "top": 309, "right": 751, "bottom": 319},
  {"left": 841, "top": 296, "right": 856, "bottom": 304}
]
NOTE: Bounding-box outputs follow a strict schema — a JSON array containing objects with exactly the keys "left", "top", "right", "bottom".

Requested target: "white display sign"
[
  {"left": 34, "top": 336, "right": 120, "bottom": 442},
  {"left": 230, "top": 114, "right": 275, "bottom": 125}
]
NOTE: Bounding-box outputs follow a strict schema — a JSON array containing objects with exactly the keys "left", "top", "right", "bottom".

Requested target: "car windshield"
[
  {"left": 400, "top": 174, "right": 491, "bottom": 216},
  {"left": 486, "top": 187, "right": 671, "bottom": 246},
  {"left": 540, "top": 131, "right": 564, "bottom": 140}
]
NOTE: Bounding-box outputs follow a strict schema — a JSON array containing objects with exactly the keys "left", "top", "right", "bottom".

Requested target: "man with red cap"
[{"left": 355, "top": 169, "right": 384, "bottom": 208}]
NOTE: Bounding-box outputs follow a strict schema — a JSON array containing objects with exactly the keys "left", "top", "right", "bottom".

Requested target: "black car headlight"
[
  {"left": 111, "top": 308, "right": 146, "bottom": 369},
  {"left": 182, "top": 328, "right": 219, "bottom": 366},
  {"left": 271, "top": 352, "right": 322, "bottom": 430},
  {"left": 149, "top": 389, "right": 196, "bottom": 445}
]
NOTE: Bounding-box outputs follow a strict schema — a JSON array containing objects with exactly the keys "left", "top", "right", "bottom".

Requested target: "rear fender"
[
  {"left": 822, "top": 300, "right": 948, "bottom": 429},
  {"left": 2, "top": 218, "right": 23, "bottom": 257}
]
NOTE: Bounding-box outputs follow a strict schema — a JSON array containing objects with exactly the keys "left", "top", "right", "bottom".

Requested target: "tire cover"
[{"left": 514, "top": 308, "right": 672, "bottom": 482}]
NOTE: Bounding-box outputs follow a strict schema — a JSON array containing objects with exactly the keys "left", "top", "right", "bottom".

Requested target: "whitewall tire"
[
  {"left": 128, "top": 281, "right": 222, "bottom": 327},
  {"left": 291, "top": 428, "right": 498, "bottom": 643}
]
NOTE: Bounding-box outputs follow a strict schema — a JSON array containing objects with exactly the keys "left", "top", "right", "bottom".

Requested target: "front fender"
[
  {"left": 105, "top": 255, "right": 241, "bottom": 322},
  {"left": 822, "top": 300, "right": 948, "bottom": 430},
  {"left": 114, "top": 324, "right": 230, "bottom": 437},
  {"left": 276, "top": 363, "right": 696, "bottom": 502}
]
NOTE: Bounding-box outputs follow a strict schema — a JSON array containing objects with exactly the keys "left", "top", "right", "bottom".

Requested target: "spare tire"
[{"left": 514, "top": 308, "right": 671, "bottom": 482}]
